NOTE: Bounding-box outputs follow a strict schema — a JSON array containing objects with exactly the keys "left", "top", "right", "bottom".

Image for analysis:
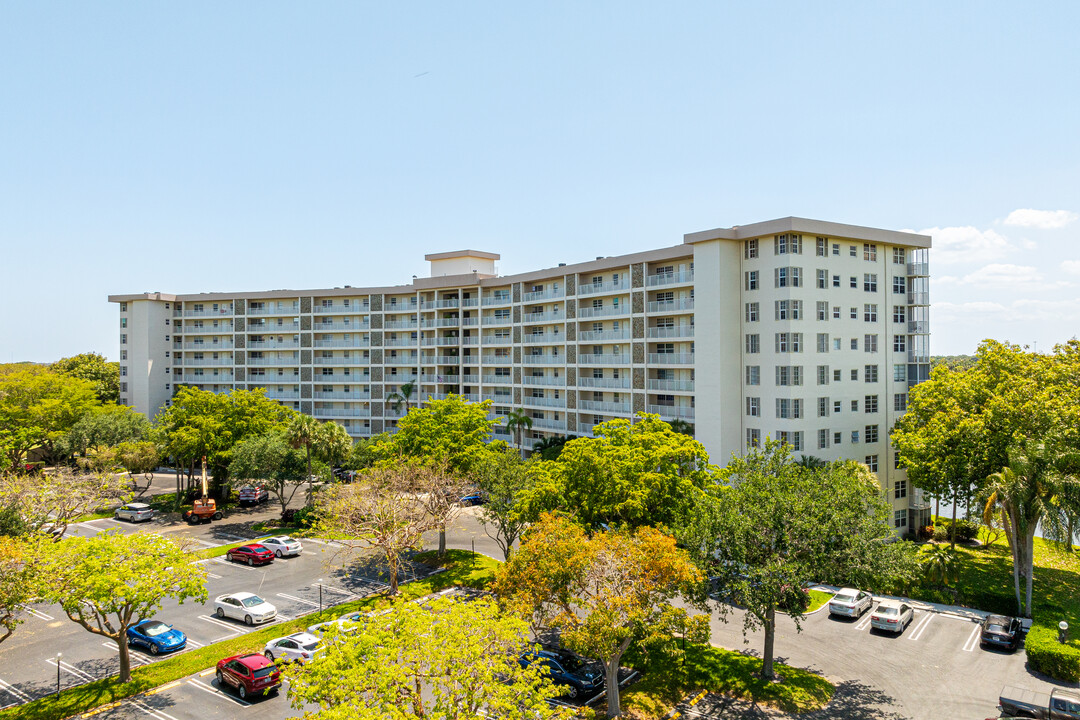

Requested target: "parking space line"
[
  {"left": 47, "top": 658, "right": 96, "bottom": 682},
  {"left": 212, "top": 558, "right": 257, "bottom": 571},
  {"left": 962, "top": 624, "right": 981, "bottom": 652},
  {"left": 129, "top": 698, "right": 180, "bottom": 720},
  {"left": 206, "top": 572, "right": 222, "bottom": 579},
  {"left": 198, "top": 615, "right": 243, "bottom": 633},
  {"left": 855, "top": 613, "right": 873, "bottom": 631},
  {"left": 321, "top": 585, "right": 359, "bottom": 598},
  {"left": 214, "top": 533, "right": 251, "bottom": 542},
  {"left": 304, "top": 538, "right": 343, "bottom": 549},
  {"left": 101, "top": 642, "right": 151, "bottom": 665},
  {"left": 185, "top": 638, "right": 204, "bottom": 648},
  {"left": 277, "top": 593, "right": 320, "bottom": 608},
  {"left": 20, "top": 605, "right": 54, "bottom": 621},
  {"left": 187, "top": 678, "right": 252, "bottom": 707},
  {"left": 908, "top": 612, "right": 934, "bottom": 641},
  {"left": 0, "top": 678, "right": 32, "bottom": 703}
]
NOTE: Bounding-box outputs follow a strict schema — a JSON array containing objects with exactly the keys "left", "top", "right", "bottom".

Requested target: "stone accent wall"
[
  {"left": 565, "top": 275, "right": 576, "bottom": 295},
  {"left": 512, "top": 284, "right": 521, "bottom": 303},
  {"left": 566, "top": 324, "right": 576, "bottom": 341},
  {"left": 234, "top": 352, "right": 245, "bottom": 365},
  {"left": 372, "top": 349, "right": 383, "bottom": 364},
  {"left": 372, "top": 419, "right": 384, "bottom": 433},
  {"left": 301, "top": 333, "right": 312, "bottom": 348},
  {"left": 300, "top": 350, "right": 311, "bottom": 365},
  {"left": 567, "top": 414, "right": 577, "bottom": 432},
  {"left": 513, "top": 347, "right": 521, "bottom": 363},
  {"left": 566, "top": 299, "right": 576, "bottom": 319},
  {"left": 235, "top": 367, "right": 246, "bottom": 381},
  {"left": 513, "top": 326, "right": 521, "bottom": 343},
  {"left": 513, "top": 367, "right": 521, "bottom": 384},
  {"left": 300, "top": 367, "right": 312, "bottom": 382},
  {"left": 513, "top": 387, "right": 521, "bottom": 404},
  {"left": 371, "top": 385, "right": 383, "bottom": 400},
  {"left": 370, "top": 294, "right": 383, "bottom": 312},
  {"left": 300, "top": 297, "right": 312, "bottom": 314},
  {"left": 632, "top": 317, "right": 645, "bottom": 339},
  {"left": 234, "top": 335, "right": 246, "bottom": 349},
  {"left": 371, "top": 314, "right": 383, "bottom": 330},
  {"left": 633, "top": 342, "right": 645, "bottom": 364},
  {"left": 234, "top": 317, "right": 246, "bottom": 332},
  {"left": 567, "top": 346, "right": 577, "bottom": 363},
  {"left": 371, "top": 367, "right": 383, "bottom": 382},
  {"left": 513, "top": 306, "right": 521, "bottom": 323},
  {"left": 567, "top": 390, "right": 577, "bottom": 409},
  {"left": 301, "top": 316, "right": 312, "bottom": 331},
  {"left": 567, "top": 367, "right": 576, "bottom": 385},
  {"left": 633, "top": 367, "right": 645, "bottom": 390},
  {"left": 633, "top": 393, "right": 646, "bottom": 412},
  {"left": 301, "top": 401, "right": 312, "bottom": 414},
  {"left": 632, "top": 291, "right": 645, "bottom": 314},
  {"left": 301, "top": 385, "right": 312, "bottom": 399},
  {"left": 371, "top": 332, "right": 383, "bottom": 347},
  {"left": 632, "top": 263, "right": 645, "bottom": 289}
]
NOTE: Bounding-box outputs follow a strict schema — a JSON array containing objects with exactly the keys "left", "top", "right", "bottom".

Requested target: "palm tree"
[
  {"left": 795, "top": 455, "right": 827, "bottom": 470},
  {"left": 386, "top": 380, "right": 416, "bottom": 415},
  {"left": 921, "top": 544, "right": 959, "bottom": 586},
  {"left": 505, "top": 408, "right": 533, "bottom": 460},
  {"left": 286, "top": 414, "right": 320, "bottom": 501},
  {"left": 667, "top": 419, "right": 695, "bottom": 437},
  {"left": 532, "top": 434, "right": 576, "bottom": 461}
]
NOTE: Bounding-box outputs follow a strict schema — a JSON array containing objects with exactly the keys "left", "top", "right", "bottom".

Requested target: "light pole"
[
  {"left": 55, "top": 653, "right": 61, "bottom": 695},
  {"left": 317, "top": 578, "right": 323, "bottom": 612}
]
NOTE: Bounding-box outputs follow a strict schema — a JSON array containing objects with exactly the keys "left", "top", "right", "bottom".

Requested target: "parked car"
[
  {"left": 216, "top": 653, "right": 281, "bottom": 700},
  {"left": 238, "top": 485, "right": 269, "bottom": 505},
  {"left": 214, "top": 592, "right": 277, "bottom": 626},
  {"left": 263, "top": 632, "right": 322, "bottom": 664},
  {"left": 226, "top": 544, "right": 275, "bottom": 566},
  {"left": 519, "top": 649, "right": 603, "bottom": 700},
  {"left": 829, "top": 588, "right": 874, "bottom": 618},
  {"left": 869, "top": 601, "right": 914, "bottom": 633},
  {"left": 259, "top": 536, "right": 303, "bottom": 558},
  {"left": 126, "top": 619, "right": 186, "bottom": 655},
  {"left": 459, "top": 492, "right": 486, "bottom": 506},
  {"left": 115, "top": 503, "right": 155, "bottom": 523},
  {"left": 981, "top": 614, "right": 1023, "bottom": 651},
  {"left": 999, "top": 685, "right": 1080, "bottom": 719}
]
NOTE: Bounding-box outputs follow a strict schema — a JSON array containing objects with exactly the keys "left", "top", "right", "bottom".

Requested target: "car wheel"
[
  {"left": 275, "top": 549, "right": 283, "bottom": 558},
  {"left": 216, "top": 669, "right": 224, "bottom": 686},
  {"left": 216, "top": 607, "right": 226, "bottom": 619},
  {"left": 565, "top": 685, "right": 579, "bottom": 699},
  {"left": 213, "top": 511, "right": 223, "bottom": 520},
  {"left": 149, "top": 643, "right": 159, "bottom": 656},
  {"left": 238, "top": 684, "right": 247, "bottom": 700},
  {"left": 264, "top": 651, "right": 275, "bottom": 661},
  {"left": 245, "top": 615, "right": 253, "bottom": 626}
]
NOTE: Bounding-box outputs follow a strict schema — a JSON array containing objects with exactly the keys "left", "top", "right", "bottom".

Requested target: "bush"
[
  {"left": 918, "top": 525, "right": 935, "bottom": 541},
  {"left": 933, "top": 519, "right": 979, "bottom": 543},
  {"left": 933, "top": 525, "right": 949, "bottom": 542},
  {"left": 1025, "top": 623, "right": 1080, "bottom": 682},
  {"left": 281, "top": 505, "right": 317, "bottom": 528}
]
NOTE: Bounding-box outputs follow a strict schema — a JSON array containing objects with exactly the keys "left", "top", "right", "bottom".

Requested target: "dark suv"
[
  {"left": 980, "top": 614, "right": 1022, "bottom": 651},
  {"left": 519, "top": 649, "right": 603, "bottom": 699},
  {"left": 216, "top": 653, "right": 281, "bottom": 699}
]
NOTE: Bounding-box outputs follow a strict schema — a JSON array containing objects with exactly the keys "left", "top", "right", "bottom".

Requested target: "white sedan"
[
  {"left": 869, "top": 601, "right": 914, "bottom": 633},
  {"left": 214, "top": 592, "right": 277, "bottom": 626},
  {"left": 115, "top": 503, "right": 155, "bottom": 522},
  {"left": 260, "top": 536, "right": 303, "bottom": 558},
  {"left": 264, "top": 632, "right": 322, "bottom": 663},
  {"left": 828, "top": 588, "right": 874, "bottom": 618}
]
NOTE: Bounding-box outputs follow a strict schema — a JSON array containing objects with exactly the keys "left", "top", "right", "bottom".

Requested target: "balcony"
[
  {"left": 522, "top": 354, "right": 562, "bottom": 365},
  {"left": 522, "top": 333, "right": 563, "bottom": 344},
  {"left": 647, "top": 405, "right": 695, "bottom": 420},
  {"left": 482, "top": 315, "right": 513, "bottom": 326},
  {"left": 384, "top": 338, "right": 417, "bottom": 347},
  {"left": 907, "top": 292, "right": 929, "bottom": 306},
  {"left": 421, "top": 318, "right": 461, "bottom": 328},
  {"left": 908, "top": 350, "right": 931, "bottom": 363},
  {"left": 462, "top": 374, "right": 480, "bottom": 383},
  {"left": 422, "top": 355, "right": 461, "bottom": 365},
  {"left": 578, "top": 330, "right": 630, "bottom": 342},
  {"left": 183, "top": 308, "right": 233, "bottom": 317},
  {"left": 480, "top": 335, "right": 513, "bottom": 345},
  {"left": 522, "top": 288, "right": 565, "bottom": 302},
  {"left": 384, "top": 320, "right": 419, "bottom": 330},
  {"left": 249, "top": 340, "right": 301, "bottom": 349},
  {"left": 647, "top": 299, "right": 695, "bottom": 313},
  {"left": 313, "top": 304, "right": 367, "bottom": 314},
  {"left": 310, "top": 373, "right": 358, "bottom": 383},
  {"left": 176, "top": 374, "right": 233, "bottom": 384},
  {"left": 421, "top": 337, "right": 460, "bottom": 347},
  {"left": 647, "top": 326, "right": 694, "bottom": 339},
  {"left": 313, "top": 392, "right": 371, "bottom": 400},
  {"left": 578, "top": 354, "right": 630, "bottom": 365},
  {"left": 481, "top": 375, "right": 513, "bottom": 384},
  {"left": 420, "top": 299, "right": 461, "bottom": 310},
  {"left": 314, "top": 338, "right": 369, "bottom": 348},
  {"left": 179, "top": 358, "right": 233, "bottom": 367},
  {"left": 461, "top": 298, "right": 480, "bottom": 308},
  {"left": 648, "top": 379, "right": 695, "bottom": 392},
  {"left": 313, "top": 408, "right": 372, "bottom": 418},
  {"left": 314, "top": 322, "right": 370, "bottom": 332},
  {"left": 481, "top": 355, "right": 512, "bottom": 364},
  {"left": 646, "top": 270, "right": 694, "bottom": 287},
  {"left": 483, "top": 394, "right": 514, "bottom": 405},
  {"left": 648, "top": 353, "right": 695, "bottom": 365},
  {"left": 248, "top": 306, "right": 299, "bottom": 316},
  {"left": 530, "top": 418, "right": 567, "bottom": 431},
  {"left": 521, "top": 311, "right": 564, "bottom": 323},
  {"left": 461, "top": 355, "right": 480, "bottom": 364},
  {"left": 522, "top": 375, "right": 564, "bottom": 386},
  {"left": 264, "top": 391, "right": 301, "bottom": 400},
  {"left": 481, "top": 295, "right": 512, "bottom": 306},
  {"left": 248, "top": 357, "right": 300, "bottom": 366},
  {"left": 577, "top": 279, "right": 630, "bottom": 296},
  {"left": 182, "top": 342, "right": 233, "bottom": 350},
  {"left": 577, "top": 305, "right": 630, "bottom": 319},
  {"left": 181, "top": 324, "right": 232, "bottom": 334},
  {"left": 907, "top": 262, "right": 929, "bottom": 277},
  {"left": 576, "top": 376, "right": 630, "bottom": 389},
  {"left": 908, "top": 321, "right": 930, "bottom": 334},
  {"left": 522, "top": 395, "right": 565, "bottom": 408},
  {"left": 461, "top": 317, "right": 479, "bottom": 327},
  {"left": 580, "top": 400, "right": 631, "bottom": 414},
  {"left": 312, "top": 357, "right": 365, "bottom": 366}
]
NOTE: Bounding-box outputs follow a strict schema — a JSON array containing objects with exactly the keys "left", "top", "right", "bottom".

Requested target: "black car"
[
  {"left": 980, "top": 614, "right": 1022, "bottom": 651},
  {"left": 519, "top": 649, "right": 603, "bottom": 700}
]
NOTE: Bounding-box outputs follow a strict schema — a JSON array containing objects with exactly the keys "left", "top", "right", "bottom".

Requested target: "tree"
[
  {"left": 505, "top": 408, "right": 533, "bottom": 459},
  {"left": 692, "top": 442, "right": 915, "bottom": 681},
  {"left": 51, "top": 352, "right": 120, "bottom": 404},
  {"left": 0, "top": 367, "right": 100, "bottom": 469},
  {"left": 40, "top": 532, "right": 207, "bottom": 682},
  {"left": 317, "top": 421, "right": 353, "bottom": 469},
  {"left": 921, "top": 544, "right": 959, "bottom": 587},
  {"left": 0, "top": 468, "right": 130, "bottom": 540},
  {"left": 392, "top": 395, "right": 499, "bottom": 473},
  {"left": 667, "top": 419, "right": 695, "bottom": 437},
  {"left": 57, "top": 404, "right": 152, "bottom": 459},
  {"left": 344, "top": 433, "right": 394, "bottom": 470},
  {"left": 0, "top": 536, "right": 45, "bottom": 645},
  {"left": 229, "top": 433, "right": 307, "bottom": 515},
  {"left": 116, "top": 441, "right": 162, "bottom": 487},
  {"left": 285, "top": 414, "right": 320, "bottom": 500},
  {"left": 315, "top": 464, "right": 445, "bottom": 594},
  {"left": 473, "top": 448, "right": 533, "bottom": 560},
  {"left": 522, "top": 414, "right": 716, "bottom": 531},
  {"left": 532, "top": 434, "right": 576, "bottom": 461},
  {"left": 496, "top": 514, "right": 707, "bottom": 719},
  {"left": 385, "top": 379, "right": 417, "bottom": 414},
  {"left": 284, "top": 596, "right": 569, "bottom": 720}
]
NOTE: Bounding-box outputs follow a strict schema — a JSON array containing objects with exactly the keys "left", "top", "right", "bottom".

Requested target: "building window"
[
  {"left": 775, "top": 333, "right": 802, "bottom": 353},
  {"left": 833, "top": 306, "right": 841, "bottom": 319},
  {"left": 834, "top": 431, "right": 842, "bottom": 445},
  {"left": 777, "top": 431, "right": 803, "bottom": 451},
  {"left": 851, "top": 338, "right": 859, "bottom": 350},
  {"left": 816, "top": 334, "right": 829, "bottom": 353},
  {"left": 851, "top": 368, "right": 859, "bottom": 381},
  {"left": 895, "top": 510, "right": 907, "bottom": 528},
  {"left": 745, "top": 271, "right": 759, "bottom": 291},
  {"left": 894, "top": 393, "right": 908, "bottom": 411},
  {"left": 865, "top": 395, "right": 878, "bottom": 413},
  {"left": 120, "top": 317, "right": 127, "bottom": 328},
  {"left": 774, "top": 234, "right": 802, "bottom": 255},
  {"left": 746, "top": 397, "right": 760, "bottom": 416},
  {"left": 746, "top": 428, "right": 761, "bottom": 448},
  {"left": 865, "top": 425, "right": 879, "bottom": 443},
  {"left": 865, "top": 334, "right": 878, "bottom": 353},
  {"left": 894, "top": 335, "right": 907, "bottom": 352},
  {"left": 745, "top": 303, "right": 759, "bottom": 322},
  {"left": 817, "top": 365, "right": 829, "bottom": 385},
  {"left": 864, "top": 273, "right": 878, "bottom": 292},
  {"left": 863, "top": 244, "right": 878, "bottom": 261},
  {"left": 894, "top": 364, "right": 907, "bottom": 382},
  {"left": 120, "top": 334, "right": 127, "bottom": 344},
  {"left": 818, "top": 429, "right": 830, "bottom": 449},
  {"left": 816, "top": 237, "right": 828, "bottom": 257},
  {"left": 775, "top": 366, "right": 803, "bottom": 386},
  {"left": 850, "top": 276, "right": 858, "bottom": 289},
  {"left": 865, "top": 365, "right": 879, "bottom": 382},
  {"left": 746, "top": 366, "right": 760, "bottom": 385},
  {"left": 850, "top": 307, "right": 858, "bottom": 319},
  {"left": 833, "top": 243, "right": 840, "bottom": 256},
  {"left": 745, "top": 239, "right": 758, "bottom": 259},
  {"left": 817, "top": 269, "right": 827, "bottom": 289},
  {"left": 818, "top": 397, "right": 830, "bottom": 417},
  {"left": 893, "top": 276, "right": 906, "bottom": 294},
  {"left": 851, "top": 430, "right": 860, "bottom": 443},
  {"left": 120, "top": 302, "right": 127, "bottom": 312},
  {"left": 864, "top": 304, "right": 878, "bottom": 322},
  {"left": 817, "top": 301, "right": 829, "bottom": 321},
  {"left": 746, "top": 334, "right": 760, "bottom": 354},
  {"left": 865, "top": 455, "right": 879, "bottom": 472},
  {"left": 893, "top": 247, "right": 906, "bottom": 264},
  {"left": 895, "top": 479, "right": 908, "bottom": 499},
  {"left": 850, "top": 245, "right": 858, "bottom": 257},
  {"left": 120, "top": 350, "right": 127, "bottom": 360},
  {"left": 893, "top": 306, "right": 906, "bottom": 323},
  {"left": 851, "top": 400, "right": 859, "bottom": 412},
  {"left": 833, "top": 369, "right": 841, "bottom": 382}
]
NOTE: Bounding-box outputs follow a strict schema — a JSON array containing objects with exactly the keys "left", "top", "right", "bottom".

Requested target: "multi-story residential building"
[{"left": 110, "top": 217, "right": 932, "bottom": 530}]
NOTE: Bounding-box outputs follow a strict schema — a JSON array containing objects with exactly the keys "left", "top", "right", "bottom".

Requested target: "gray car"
[
  {"left": 869, "top": 600, "right": 914, "bottom": 633},
  {"left": 115, "top": 503, "right": 154, "bottom": 522},
  {"left": 828, "top": 588, "right": 873, "bottom": 618}
]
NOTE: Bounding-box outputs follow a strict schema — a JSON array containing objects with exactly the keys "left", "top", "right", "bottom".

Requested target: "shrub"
[
  {"left": 1025, "top": 623, "right": 1080, "bottom": 682},
  {"left": 918, "top": 525, "right": 935, "bottom": 541},
  {"left": 932, "top": 525, "right": 949, "bottom": 542},
  {"left": 281, "top": 505, "right": 317, "bottom": 528},
  {"left": 933, "top": 519, "right": 979, "bottom": 543}
]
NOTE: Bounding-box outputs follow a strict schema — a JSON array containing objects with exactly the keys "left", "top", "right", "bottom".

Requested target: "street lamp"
[
  {"left": 1060, "top": 620, "right": 1070, "bottom": 644},
  {"left": 317, "top": 578, "right": 323, "bottom": 612},
  {"left": 55, "top": 653, "right": 61, "bottom": 695}
]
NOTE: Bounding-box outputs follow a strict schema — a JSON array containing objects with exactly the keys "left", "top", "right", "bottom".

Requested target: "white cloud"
[
  {"left": 950, "top": 263, "right": 1056, "bottom": 290},
  {"left": 934, "top": 298, "right": 1080, "bottom": 324},
  {"left": 915, "top": 225, "right": 1012, "bottom": 264},
  {"left": 1003, "top": 209, "right": 1078, "bottom": 229},
  {"left": 1062, "top": 260, "right": 1080, "bottom": 276}
]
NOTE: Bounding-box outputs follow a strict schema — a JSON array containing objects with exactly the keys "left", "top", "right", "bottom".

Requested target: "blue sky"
[{"left": 1, "top": 1, "right": 1078, "bottom": 361}]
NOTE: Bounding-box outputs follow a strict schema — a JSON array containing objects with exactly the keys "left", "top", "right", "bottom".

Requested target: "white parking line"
[
  {"left": 0, "top": 678, "right": 32, "bottom": 704},
  {"left": 46, "top": 658, "right": 95, "bottom": 682},
  {"left": 130, "top": 697, "right": 181, "bottom": 720},
  {"left": 206, "top": 572, "right": 222, "bottom": 579},
  {"left": 19, "top": 605, "right": 53, "bottom": 621},
  {"left": 277, "top": 593, "right": 320, "bottom": 608},
  {"left": 185, "top": 638, "right": 204, "bottom": 648},
  {"left": 304, "top": 538, "right": 343, "bottom": 549},
  {"left": 214, "top": 533, "right": 251, "bottom": 542},
  {"left": 908, "top": 612, "right": 934, "bottom": 641},
  {"left": 101, "top": 642, "right": 151, "bottom": 665},
  {"left": 855, "top": 613, "right": 874, "bottom": 631},
  {"left": 321, "top": 585, "right": 359, "bottom": 598},
  {"left": 212, "top": 558, "right": 258, "bottom": 572},
  {"left": 198, "top": 615, "right": 243, "bottom": 633},
  {"left": 188, "top": 677, "right": 252, "bottom": 707},
  {"left": 962, "top": 624, "right": 982, "bottom": 652}
]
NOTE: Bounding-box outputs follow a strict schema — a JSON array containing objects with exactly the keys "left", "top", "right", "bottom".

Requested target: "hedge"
[{"left": 1025, "top": 624, "right": 1080, "bottom": 682}]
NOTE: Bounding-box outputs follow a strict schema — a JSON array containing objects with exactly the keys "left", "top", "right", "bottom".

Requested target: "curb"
[{"left": 664, "top": 689, "right": 707, "bottom": 719}]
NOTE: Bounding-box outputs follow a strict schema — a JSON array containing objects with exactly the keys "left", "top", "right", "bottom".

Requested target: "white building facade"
[{"left": 110, "top": 217, "right": 932, "bottom": 531}]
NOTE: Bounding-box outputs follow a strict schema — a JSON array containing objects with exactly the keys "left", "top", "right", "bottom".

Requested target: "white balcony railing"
[
  {"left": 576, "top": 279, "right": 630, "bottom": 296},
  {"left": 481, "top": 295, "right": 512, "bottom": 306},
  {"left": 313, "top": 304, "right": 367, "bottom": 314},
  {"left": 312, "top": 357, "right": 365, "bottom": 366},
  {"left": 182, "top": 342, "right": 233, "bottom": 350},
  {"left": 647, "top": 404, "right": 695, "bottom": 419},
  {"left": 481, "top": 375, "right": 513, "bottom": 384},
  {"left": 249, "top": 340, "right": 300, "bottom": 349},
  {"left": 578, "top": 354, "right": 631, "bottom": 365},
  {"left": 647, "top": 326, "right": 694, "bottom": 339},
  {"left": 648, "top": 379, "right": 694, "bottom": 392},
  {"left": 522, "top": 288, "right": 565, "bottom": 302},
  {"left": 522, "top": 354, "right": 562, "bottom": 365},
  {"left": 247, "top": 357, "right": 300, "bottom": 366},
  {"left": 522, "top": 375, "right": 564, "bottom": 386},
  {"left": 578, "top": 330, "right": 630, "bottom": 342},
  {"left": 577, "top": 305, "right": 630, "bottom": 319},
  {"left": 647, "top": 299, "right": 695, "bottom": 313},
  {"left": 522, "top": 396, "right": 565, "bottom": 408},
  {"left": 248, "top": 306, "right": 299, "bottom": 316},
  {"left": 580, "top": 400, "right": 632, "bottom": 414},
  {"left": 482, "top": 315, "right": 513, "bottom": 326},
  {"left": 646, "top": 270, "right": 694, "bottom": 287},
  {"left": 314, "top": 339, "right": 369, "bottom": 348},
  {"left": 576, "top": 376, "right": 631, "bottom": 389},
  {"left": 648, "top": 353, "right": 695, "bottom": 365},
  {"left": 522, "top": 333, "right": 563, "bottom": 344}
]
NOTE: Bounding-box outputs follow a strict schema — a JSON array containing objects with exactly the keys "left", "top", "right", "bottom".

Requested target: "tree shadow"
[{"left": 692, "top": 679, "right": 907, "bottom": 720}]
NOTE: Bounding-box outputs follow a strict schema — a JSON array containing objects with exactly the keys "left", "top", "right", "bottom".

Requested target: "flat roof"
[
  {"left": 684, "top": 216, "right": 932, "bottom": 249},
  {"left": 424, "top": 249, "right": 500, "bottom": 261}
]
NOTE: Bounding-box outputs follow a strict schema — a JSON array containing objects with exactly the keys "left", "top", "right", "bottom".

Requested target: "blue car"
[
  {"left": 519, "top": 649, "right": 603, "bottom": 700},
  {"left": 126, "top": 619, "right": 187, "bottom": 655}
]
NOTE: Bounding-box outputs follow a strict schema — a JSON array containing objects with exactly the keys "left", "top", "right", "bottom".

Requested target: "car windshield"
[
  {"left": 875, "top": 605, "right": 897, "bottom": 616},
  {"left": 278, "top": 537, "right": 294, "bottom": 543},
  {"left": 834, "top": 593, "right": 856, "bottom": 604},
  {"left": 141, "top": 621, "right": 169, "bottom": 637},
  {"left": 252, "top": 667, "right": 275, "bottom": 679},
  {"left": 986, "top": 623, "right": 1009, "bottom": 633},
  {"left": 301, "top": 640, "right": 320, "bottom": 651},
  {"left": 558, "top": 654, "right": 585, "bottom": 672},
  {"left": 240, "top": 596, "right": 265, "bottom": 608}
]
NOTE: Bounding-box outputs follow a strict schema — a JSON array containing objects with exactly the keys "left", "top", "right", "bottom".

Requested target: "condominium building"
[{"left": 110, "top": 216, "right": 932, "bottom": 530}]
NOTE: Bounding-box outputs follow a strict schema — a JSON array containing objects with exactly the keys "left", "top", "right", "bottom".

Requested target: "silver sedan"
[
  {"left": 828, "top": 588, "right": 874, "bottom": 618},
  {"left": 259, "top": 536, "right": 303, "bottom": 558}
]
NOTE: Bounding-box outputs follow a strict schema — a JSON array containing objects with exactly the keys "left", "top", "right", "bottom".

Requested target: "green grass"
[
  {"left": 619, "top": 642, "right": 835, "bottom": 718},
  {"left": 806, "top": 589, "right": 834, "bottom": 613},
  {"left": 0, "top": 550, "right": 499, "bottom": 720}
]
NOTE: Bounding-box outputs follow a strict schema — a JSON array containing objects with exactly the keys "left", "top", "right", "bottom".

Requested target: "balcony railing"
[
  {"left": 576, "top": 279, "right": 630, "bottom": 296},
  {"left": 461, "top": 298, "right": 480, "bottom": 308},
  {"left": 422, "top": 355, "right": 461, "bottom": 364},
  {"left": 420, "top": 299, "right": 460, "bottom": 310},
  {"left": 182, "top": 342, "right": 233, "bottom": 350},
  {"left": 907, "top": 321, "right": 930, "bottom": 334},
  {"left": 310, "top": 373, "right": 357, "bottom": 382},
  {"left": 313, "top": 392, "right": 371, "bottom": 400},
  {"left": 522, "top": 289, "right": 565, "bottom": 302},
  {"left": 522, "top": 375, "right": 564, "bottom": 386},
  {"left": 530, "top": 418, "right": 567, "bottom": 431},
  {"left": 179, "top": 358, "right": 233, "bottom": 367},
  {"left": 648, "top": 379, "right": 694, "bottom": 392},
  {"left": 578, "top": 330, "right": 630, "bottom": 342},
  {"left": 647, "top": 299, "right": 695, "bottom": 313},
  {"left": 176, "top": 375, "right": 233, "bottom": 384},
  {"left": 383, "top": 338, "right": 417, "bottom": 347},
  {"left": 384, "top": 320, "right": 419, "bottom": 330},
  {"left": 522, "top": 396, "right": 565, "bottom": 408},
  {"left": 482, "top": 315, "right": 513, "bottom": 326},
  {"left": 577, "top": 305, "right": 630, "bottom": 319},
  {"left": 462, "top": 374, "right": 479, "bottom": 384},
  {"left": 313, "top": 408, "right": 371, "bottom": 418},
  {"left": 907, "top": 292, "right": 929, "bottom": 306},
  {"left": 421, "top": 337, "right": 460, "bottom": 347},
  {"left": 181, "top": 324, "right": 232, "bottom": 333},
  {"left": 580, "top": 400, "right": 631, "bottom": 414},
  {"left": 646, "top": 270, "right": 694, "bottom": 287},
  {"left": 314, "top": 322, "right": 370, "bottom": 331},
  {"left": 183, "top": 308, "right": 233, "bottom": 317},
  {"left": 248, "top": 306, "right": 299, "bottom": 316},
  {"left": 312, "top": 357, "right": 365, "bottom": 366},
  {"left": 521, "top": 311, "right": 564, "bottom": 323},
  {"left": 461, "top": 317, "right": 480, "bottom": 326},
  {"left": 480, "top": 335, "right": 513, "bottom": 345},
  {"left": 578, "top": 354, "right": 631, "bottom": 365},
  {"left": 481, "top": 295, "right": 512, "bottom": 306},
  {"left": 249, "top": 340, "right": 300, "bottom": 349},
  {"left": 576, "top": 376, "right": 630, "bottom": 389},
  {"left": 481, "top": 355, "right": 512, "bottom": 364},
  {"left": 248, "top": 357, "right": 300, "bottom": 366},
  {"left": 522, "top": 333, "right": 563, "bottom": 344},
  {"left": 648, "top": 353, "right": 695, "bottom": 365},
  {"left": 647, "top": 326, "right": 694, "bottom": 339},
  {"left": 907, "top": 262, "right": 929, "bottom": 276},
  {"left": 314, "top": 339, "right": 369, "bottom": 348},
  {"left": 421, "top": 318, "right": 461, "bottom": 328},
  {"left": 313, "top": 304, "right": 367, "bottom": 314},
  {"left": 522, "top": 354, "right": 562, "bottom": 365},
  {"left": 481, "top": 375, "right": 513, "bottom": 384},
  {"left": 908, "top": 350, "right": 931, "bottom": 363},
  {"left": 647, "top": 404, "right": 695, "bottom": 419}
]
